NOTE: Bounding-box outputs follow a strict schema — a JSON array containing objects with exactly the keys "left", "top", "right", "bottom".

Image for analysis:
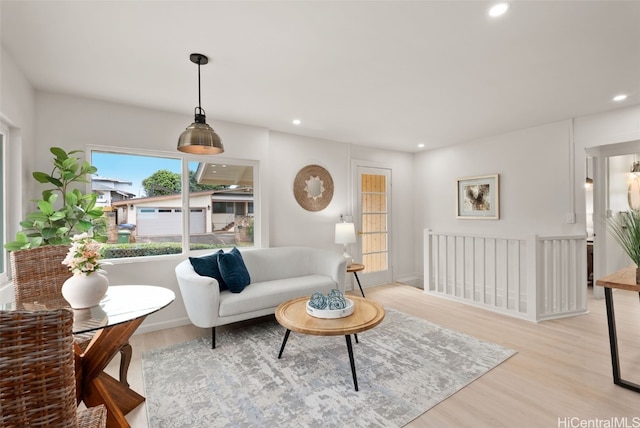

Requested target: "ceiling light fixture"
[
  {"left": 613, "top": 94, "right": 628, "bottom": 102},
  {"left": 177, "top": 53, "right": 224, "bottom": 155},
  {"left": 585, "top": 177, "right": 593, "bottom": 189},
  {"left": 488, "top": 2, "right": 510, "bottom": 17},
  {"left": 292, "top": 119, "right": 301, "bottom": 125},
  {"left": 418, "top": 143, "right": 425, "bottom": 148}
]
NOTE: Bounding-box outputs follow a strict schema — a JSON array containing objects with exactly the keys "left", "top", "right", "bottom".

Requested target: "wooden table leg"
[
  {"left": 119, "top": 343, "right": 133, "bottom": 387},
  {"left": 76, "top": 316, "right": 147, "bottom": 427}
]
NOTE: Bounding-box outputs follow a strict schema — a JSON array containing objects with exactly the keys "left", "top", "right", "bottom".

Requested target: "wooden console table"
[{"left": 595, "top": 266, "right": 640, "bottom": 393}]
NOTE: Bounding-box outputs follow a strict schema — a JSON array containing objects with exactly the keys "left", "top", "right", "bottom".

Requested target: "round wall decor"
[{"left": 293, "top": 164, "right": 334, "bottom": 211}]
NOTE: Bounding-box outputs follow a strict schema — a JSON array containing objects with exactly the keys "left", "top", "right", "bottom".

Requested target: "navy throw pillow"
[
  {"left": 217, "top": 247, "right": 251, "bottom": 293},
  {"left": 189, "top": 250, "right": 227, "bottom": 291}
]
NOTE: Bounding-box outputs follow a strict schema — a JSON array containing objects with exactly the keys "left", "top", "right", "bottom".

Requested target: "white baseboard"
[
  {"left": 396, "top": 274, "right": 423, "bottom": 289},
  {"left": 135, "top": 316, "right": 193, "bottom": 335}
]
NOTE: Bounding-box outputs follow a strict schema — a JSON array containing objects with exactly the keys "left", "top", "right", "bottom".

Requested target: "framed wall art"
[{"left": 456, "top": 174, "right": 500, "bottom": 219}]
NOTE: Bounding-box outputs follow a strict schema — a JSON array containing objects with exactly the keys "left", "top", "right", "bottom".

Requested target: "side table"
[{"left": 347, "top": 263, "right": 366, "bottom": 297}]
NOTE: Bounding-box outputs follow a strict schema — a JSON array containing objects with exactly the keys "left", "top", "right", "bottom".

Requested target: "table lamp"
[{"left": 335, "top": 220, "right": 356, "bottom": 266}]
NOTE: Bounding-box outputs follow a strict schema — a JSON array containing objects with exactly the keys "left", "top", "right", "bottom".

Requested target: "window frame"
[
  {"left": 88, "top": 145, "right": 260, "bottom": 262},
  {"left": 0, "top": 122, "right": 7, "bottom": 282}
]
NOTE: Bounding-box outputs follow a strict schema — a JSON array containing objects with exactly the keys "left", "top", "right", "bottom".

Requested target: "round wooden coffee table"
[{"left": 275, "top": 295, "right": 385, "bottom": 391}]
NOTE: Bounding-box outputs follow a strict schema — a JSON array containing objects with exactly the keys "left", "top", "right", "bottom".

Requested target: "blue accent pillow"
[
  {"left": 217, "top": 247, "right": 251, "bottom": 293},
  {"left": 189, "top": 250, "right": 227, "bottom": 291}
]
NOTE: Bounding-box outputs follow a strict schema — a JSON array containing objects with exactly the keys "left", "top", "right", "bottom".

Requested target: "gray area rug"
[{"left": 142, "top": 308, "right": 515, "bottom": 427}]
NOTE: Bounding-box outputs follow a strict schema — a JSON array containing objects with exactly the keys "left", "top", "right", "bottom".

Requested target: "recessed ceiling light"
[
  {"left": 418, "top": 143, "right": 425, "bottom": 148},
  {"left": 488, "top": 2, "right": 510, "bottom": 17},
  {"left": 292, "top": 119, "right": 301, "bottom": 125},
  {"left": 613, "top": 94, "right": 628, "bottom": 102}
]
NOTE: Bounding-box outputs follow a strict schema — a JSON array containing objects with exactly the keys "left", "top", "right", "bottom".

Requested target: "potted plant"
[
  {"left": 4, "top": 147, "right": 106, "bottom": 251},
  {"left": 605, "top": 209, "right": 640, "bottom": 283},
  {"left": 4, "top": 147, "right": 106, "bottom": 300}
]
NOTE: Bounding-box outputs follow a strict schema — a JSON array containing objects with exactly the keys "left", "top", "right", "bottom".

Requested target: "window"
[
  {"left": 90, "top": 149, "right": 256, "bottom": 260},
  {"left": 213, "top": 202, "right": 234, "bottom": 214}
]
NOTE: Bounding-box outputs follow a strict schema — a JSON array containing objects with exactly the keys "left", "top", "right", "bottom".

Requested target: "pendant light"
[{"left": 177, "top": 53, "right": 224, "bottom": 154}]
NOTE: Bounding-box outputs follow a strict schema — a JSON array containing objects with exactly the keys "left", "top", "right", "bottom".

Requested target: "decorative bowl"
[{"left": 306, "top": 298, "right": 354, "bottom": 319}]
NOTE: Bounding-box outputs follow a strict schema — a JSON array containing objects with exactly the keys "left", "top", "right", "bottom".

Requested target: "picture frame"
[{"left": 456, "top": 174, "right": 500, "bottom": 219}]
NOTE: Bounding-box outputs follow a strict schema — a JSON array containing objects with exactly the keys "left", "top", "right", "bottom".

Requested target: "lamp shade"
[
  {"left": 177, "top": 118, "right": 224, "bottom": 154},
  {"left": 335, "top": 222, "right": 356, "bottom": 244}
]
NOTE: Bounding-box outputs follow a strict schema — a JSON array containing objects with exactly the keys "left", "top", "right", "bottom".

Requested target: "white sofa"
[{"left": 175, "top": 246, "right": 347, "bottom": 348}]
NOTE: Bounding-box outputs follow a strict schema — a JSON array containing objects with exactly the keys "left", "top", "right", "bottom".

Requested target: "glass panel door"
[{"left": 356, "top": 166, "right": 392, "bottom": 285}]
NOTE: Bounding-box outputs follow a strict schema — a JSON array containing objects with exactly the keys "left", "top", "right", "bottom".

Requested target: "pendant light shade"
[{"left": 177, "top": 53, "right": 224, "bottom": 154}]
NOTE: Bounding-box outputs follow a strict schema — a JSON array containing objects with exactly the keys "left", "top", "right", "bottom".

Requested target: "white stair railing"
[{"left": 424, "top": 229, "right": 588, "bottom": 322}]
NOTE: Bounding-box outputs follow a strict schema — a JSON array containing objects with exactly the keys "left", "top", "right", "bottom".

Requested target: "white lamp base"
[{"left": 343, "top": 246, "right": 353, "bottom": 267}]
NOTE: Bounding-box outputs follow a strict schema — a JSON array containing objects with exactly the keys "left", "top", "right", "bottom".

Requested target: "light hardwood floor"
[{"left": 108, "top": 283, "right": 640, "bottom": 427}]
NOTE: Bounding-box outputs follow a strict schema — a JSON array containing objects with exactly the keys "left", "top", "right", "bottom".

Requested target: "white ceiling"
[{"left": 1, "top": 1, "right": 639, "bottom": 153}]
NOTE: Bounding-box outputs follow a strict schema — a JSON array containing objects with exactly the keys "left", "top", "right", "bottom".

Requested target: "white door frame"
[{"left": 587, "top": 139, "right": 640, "bottom": 299}]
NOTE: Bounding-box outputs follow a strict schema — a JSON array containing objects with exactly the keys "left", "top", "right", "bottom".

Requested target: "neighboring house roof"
[
  {"left": 111, "top": 190, "right": 215, "bottom": 207},
  {"left": 92, "top": 175, "right": 133, "bottom": 185},
  {"left": 111, "top": 190, "right": 253, "bottom": 208},
  {"left": 92, "top": 176, "right": 136, "bottom": 198},
  {"left": 92, "top": 182, "right": 114, "bottom": 191}
]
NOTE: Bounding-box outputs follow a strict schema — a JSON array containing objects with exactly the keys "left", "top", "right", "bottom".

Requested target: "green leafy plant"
[
  {"left": 4, "top": 147, "right": 106, "bottom": 251},
  {"left": 605, "top": 209, "right": 640, "bottom": 266}
]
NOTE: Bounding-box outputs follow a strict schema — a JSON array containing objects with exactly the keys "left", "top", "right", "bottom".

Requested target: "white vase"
[{"left": 61, "top": 272, "right": 109, "bottom": 309}]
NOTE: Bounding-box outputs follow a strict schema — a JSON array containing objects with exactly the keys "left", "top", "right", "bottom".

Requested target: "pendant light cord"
[
  {"left": 194, "top": 55, "right": 205, "bottom": 122},
  {"left": 197, "top": 58, "right": 202, "bottom": 112}
]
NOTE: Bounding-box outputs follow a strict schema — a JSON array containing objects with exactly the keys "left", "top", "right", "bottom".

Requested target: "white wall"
[
  {"left": 414, "top": 119, "right": 582, "bottom": 283},
  {"left": 574, "top": 105, "right": 640, "bottom": 149},
  {"left": 268, "top": 132, "right": 349, "bottom": 252},
  {"left": 0, "top": 47, "right": 35, "bottom": 300},
  {"left": 0, "top": 47, "right": 35, "bottom": 245}
]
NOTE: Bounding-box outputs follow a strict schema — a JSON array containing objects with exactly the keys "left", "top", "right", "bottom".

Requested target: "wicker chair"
[
  {"left": 10, "top": 245, "right": 132, "bottom": 386},
  {"left": 0, "top": 309, "right": 107, "bottom": 427}
]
